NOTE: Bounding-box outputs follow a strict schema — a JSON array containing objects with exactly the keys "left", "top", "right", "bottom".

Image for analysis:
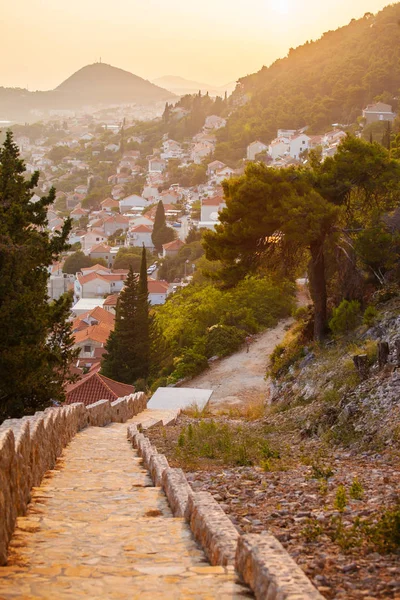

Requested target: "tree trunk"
[
  {"left": 309, "top": 240, "right": 327, "bottom": 342},
  {"left": 378, "top": 341, "right": 390, "bottom": 369},
  {"left": 353, "top": 354, "right": 369, "bottom": 380}
]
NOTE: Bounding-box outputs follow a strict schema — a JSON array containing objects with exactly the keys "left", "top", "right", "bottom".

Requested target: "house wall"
[
  {"left": 149, "top": 293, "right": 167, "bottom": 305},
  {"left": 74, "top": 339, "right": 104, "bottom": 358}
]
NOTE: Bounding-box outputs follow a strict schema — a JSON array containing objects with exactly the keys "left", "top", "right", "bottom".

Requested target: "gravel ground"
[{"left": 147, "top": 417, "right": 400, "bottom": 600}]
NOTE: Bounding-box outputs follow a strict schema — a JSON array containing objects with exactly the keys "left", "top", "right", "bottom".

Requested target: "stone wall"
[
  {"left": 0, "top": 392, "right": 147, "bottom": 565},
  {"left": 128, "top": 421, "right": 324, "bottom": 600}
]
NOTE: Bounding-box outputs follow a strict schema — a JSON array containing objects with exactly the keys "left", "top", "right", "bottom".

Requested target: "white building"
[
  {"left": 288, "top": 134, "right": 310, "bottom": 160},
  {"left": 119, "top": 195, "right": 149, "bottom": 213},
  {"left": 268, "top": 139, "right": 289, "bottom": 160},
  {"left": 125, "top": 225, "right": 154, "bottom": 249},
  {"left": 247, "top": 141, "right": 268, "bottom": 161}
]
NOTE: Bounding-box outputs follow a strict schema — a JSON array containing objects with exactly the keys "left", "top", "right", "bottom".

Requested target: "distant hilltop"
[
  {"left": 56, "top": 63, "right": 174, "bottom": 105},
  {"left": 0, "top": 62, "right": 176, "bottom": 121}
]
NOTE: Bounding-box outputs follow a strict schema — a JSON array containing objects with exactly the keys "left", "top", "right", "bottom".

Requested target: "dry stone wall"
[
  {"left": 0, "top": 392, "right": 147, "bottom": 565},
  {"left": 128, "top": 421, "right": 324, "bottom": 600}
]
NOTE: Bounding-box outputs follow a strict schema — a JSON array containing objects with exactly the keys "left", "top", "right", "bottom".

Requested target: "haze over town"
[{"left": 1, "top": 0, "right": 391, "bottom": 90}]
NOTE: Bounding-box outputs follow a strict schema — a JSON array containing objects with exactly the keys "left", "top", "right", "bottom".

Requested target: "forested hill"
[{"left": 217, "top": 3, "right": 400, "bottom": 163}]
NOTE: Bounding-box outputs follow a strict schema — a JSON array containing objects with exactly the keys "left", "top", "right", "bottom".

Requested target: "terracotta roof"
[
  {"left": 65, "top": 372, "right": 135, "bottom": 406},
  {"left": 90, "top": 218, "right": 105, "bottom": 227},
  {"left": 85, "top": 229, "right": 106, "bottom": 237},
  {"left": 78, "top": 271, "right": 127, "bottom": 285},
  {"left": 82, "top": 306, "right": 115, "bottom": 328},
  {"left": 162, "top": 238, "right": 185, "bottom": 251},
  {"left": 104, "top": 215, "right": 129, "bottom": 224},
  {"left": 148, "top": 280, "right": 169, "bottom": 294},
  {"left": 90, "top": 244, "right": 111, "bottom": 253},
  {"left": 101, "top": 198, "right": 120, "bottom": 208},
  {"left": 130, "top": 225, "right": 152, "bottom": 233},
  {"left": 104, "top": 293, "right": 119, "bottom": 306},
  {"left": 81, "top": 264, "right": 110, "bottom": 273},
  {"left": 202, "top": 196, "right": 225, "bottom": 206},
  {"left": 74, "top": 323, "right": 112, "bottom": 345}
]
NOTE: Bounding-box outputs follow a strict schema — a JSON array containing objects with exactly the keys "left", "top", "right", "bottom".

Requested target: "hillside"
[
  {"left": 56, "top": 63, "right": 174, "bottom": 105},
  {"left": 153, "top": 75, "right": 236, "bottom": 97},
  {"left": 0, "top": 63, "right": 175, "bottom": 121},
  {"left": 216, "top": 3, "right": 400, "bottom": 162}
]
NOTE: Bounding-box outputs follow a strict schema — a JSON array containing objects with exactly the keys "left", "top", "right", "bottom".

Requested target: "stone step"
[{"left": 0, "top": 422, "right": 249, "bottom": 599}]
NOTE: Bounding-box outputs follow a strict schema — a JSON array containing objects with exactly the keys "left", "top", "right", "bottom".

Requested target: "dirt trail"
[
  {"left": 189, "top": 284, "right": 310, "bottom": 410},
  {"left": 189, "top": 318, "right": 293, "bottom": 410}
]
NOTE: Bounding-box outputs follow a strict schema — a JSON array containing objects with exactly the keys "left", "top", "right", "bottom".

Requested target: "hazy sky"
[{"left": 0, "top": 0, "right": 392, "bottom": 90}]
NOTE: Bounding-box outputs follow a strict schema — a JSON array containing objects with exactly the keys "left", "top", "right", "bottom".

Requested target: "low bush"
[
  {"left": 169, "top": 348, "right": 209, "bottom": 382},
  {"left": 205, "top": 324, "right": 246, "bottom": 358},
  {"left": 175, "top": 420, "right": 280, "bottom": 467},
  {"left": 329, "top": 300, "right": 361, "bottom": 336},
  {"left": 269, "top": 327, "right": 307, "bottom": 379},
  {"left": 363, "top": 305, "right": 379, "bottom": 327}
]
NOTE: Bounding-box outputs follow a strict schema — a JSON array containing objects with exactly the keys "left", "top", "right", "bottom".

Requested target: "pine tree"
[
  {"left": 0, "top": 132, "right": 75, "bottom": 421},
  {"left": 151, "top": 200, "right": 176, "bottom": 253}
]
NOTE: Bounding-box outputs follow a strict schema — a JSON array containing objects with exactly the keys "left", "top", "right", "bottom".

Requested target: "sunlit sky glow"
[{"left": 0, "top": 0, "right": 392, "bottom": 90}]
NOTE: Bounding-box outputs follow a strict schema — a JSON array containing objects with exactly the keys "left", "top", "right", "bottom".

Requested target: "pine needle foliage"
[{"left": 0, "top": 132, "right": 77, "bottom": 421}]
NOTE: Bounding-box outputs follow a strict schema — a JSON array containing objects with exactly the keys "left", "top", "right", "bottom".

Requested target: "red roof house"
[{"left": 65, "top": 372, "right": 135, "bottom": 406}]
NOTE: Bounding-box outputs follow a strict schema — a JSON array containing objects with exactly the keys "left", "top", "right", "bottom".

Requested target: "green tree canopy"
[
  {"left": 204, "top": 137, "right": 400, "bottom": 340},
  {"left": 62, "top": 251, "right": 106, "bottom": 274},
  {"left": 0, "top": 132, "right": 77, "bottom": 421}
]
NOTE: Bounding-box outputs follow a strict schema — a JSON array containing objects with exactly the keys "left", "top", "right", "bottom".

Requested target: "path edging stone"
[
  {"left": 129, "top": 416, "right": 325, "bottom": 599},
  {"left": 235, "top": 533, "right": 325, "bottom": 600}
]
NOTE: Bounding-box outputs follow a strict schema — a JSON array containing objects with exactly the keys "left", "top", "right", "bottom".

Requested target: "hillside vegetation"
[{"left": 216, "top": 3, "right": 400, "bottom": 163}]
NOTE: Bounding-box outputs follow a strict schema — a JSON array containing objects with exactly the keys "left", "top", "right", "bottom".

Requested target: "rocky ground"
[{"left": 147, "top": 416, "right": 400, "bottom": 600}]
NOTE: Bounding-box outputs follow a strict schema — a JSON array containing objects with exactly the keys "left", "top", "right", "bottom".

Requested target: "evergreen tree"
[
  {"left": 382, "top": 120, "right": 392, "bottom": 150},
  {"left": 0, "top": 132, "right": 76, "bottom": 421},
  {"left": 101, "top": 266, "right": 139, "bottom": 384},
  {"left": 151, "top": 200, "right": 176, "bottom": 253},
  {"left": 136, "top": 245, "right": 150, "bottom": 379}
]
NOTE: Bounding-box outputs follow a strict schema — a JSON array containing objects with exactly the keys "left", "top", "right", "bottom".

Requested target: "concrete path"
[{"left": 0, "top": 421, "right": 250, "bottom": 599}]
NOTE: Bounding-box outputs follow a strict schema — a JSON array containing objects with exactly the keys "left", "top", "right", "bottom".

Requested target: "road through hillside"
[
  {"left": 188, "top": 284, "right": 310, "bottom": 410},
  {"left": 188, "top": 317, "right": 293, "bottom": 410}
]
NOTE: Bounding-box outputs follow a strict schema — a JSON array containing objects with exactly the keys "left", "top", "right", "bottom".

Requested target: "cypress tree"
[
  {"left": 101, "top": 266, "right": 139, "bottom": 384},
  {"left": 0, "top": 132, "right": 76, "bottom": 421},
  {"left": 136, "top": 244, "right": 150, "bottom": 379},
  {"left": 151, "top": 200, "right": 176, "bottom": 253}
]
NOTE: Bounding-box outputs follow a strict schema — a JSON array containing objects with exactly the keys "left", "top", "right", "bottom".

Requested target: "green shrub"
[
  {"left": 349, "top": 477, "right": 364, "bottom": 500},
  {"left": 292, "top": 306, "right": 309, "bottom": 321},
  {"left": 205, "top": 324, "right": 246, "bottom": 358},
  {"left": 311, "top": 461, "right": 334, "bottom": 480},
  {"left": 302, "top": 518, "right": 323, "bottom": 542},
  {"left": 175, "top": 420, "right": 280, "bottom": 467},
  {"left": 365, "top": 504, "right": 400, "bottom": 553},
  {"left": 363, "top": 305, "right": 379, "bottom": 327},
  {"left": 170, "top": 349, "right": 208, "bottom": 381},
  {"left": 334, "top": 485, "right": 348, "bottom": 512},
  {"left": 329, "top": 300, "right": 361, "bottom": 335},
  {"left": 269, "top": 330, "right": 306, "bottom": 379}
]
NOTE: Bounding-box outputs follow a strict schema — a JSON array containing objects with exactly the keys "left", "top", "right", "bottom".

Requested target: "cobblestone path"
[{"left": 0, "top": 422, "right": 251, "bottom": 599}]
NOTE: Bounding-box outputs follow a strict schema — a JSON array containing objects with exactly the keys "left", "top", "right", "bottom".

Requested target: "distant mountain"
[
  {"left": 0, "top": 63, "right": 175, "bottom": 122},
  {"left": 153, "top": 76, "right": 236, "bottom": 97},
  {"left": 56, "top": 63, "right": 174, "bottom": 105},
  {"left": 216, "top": 3, "right": 400, "bottom": 163}
]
